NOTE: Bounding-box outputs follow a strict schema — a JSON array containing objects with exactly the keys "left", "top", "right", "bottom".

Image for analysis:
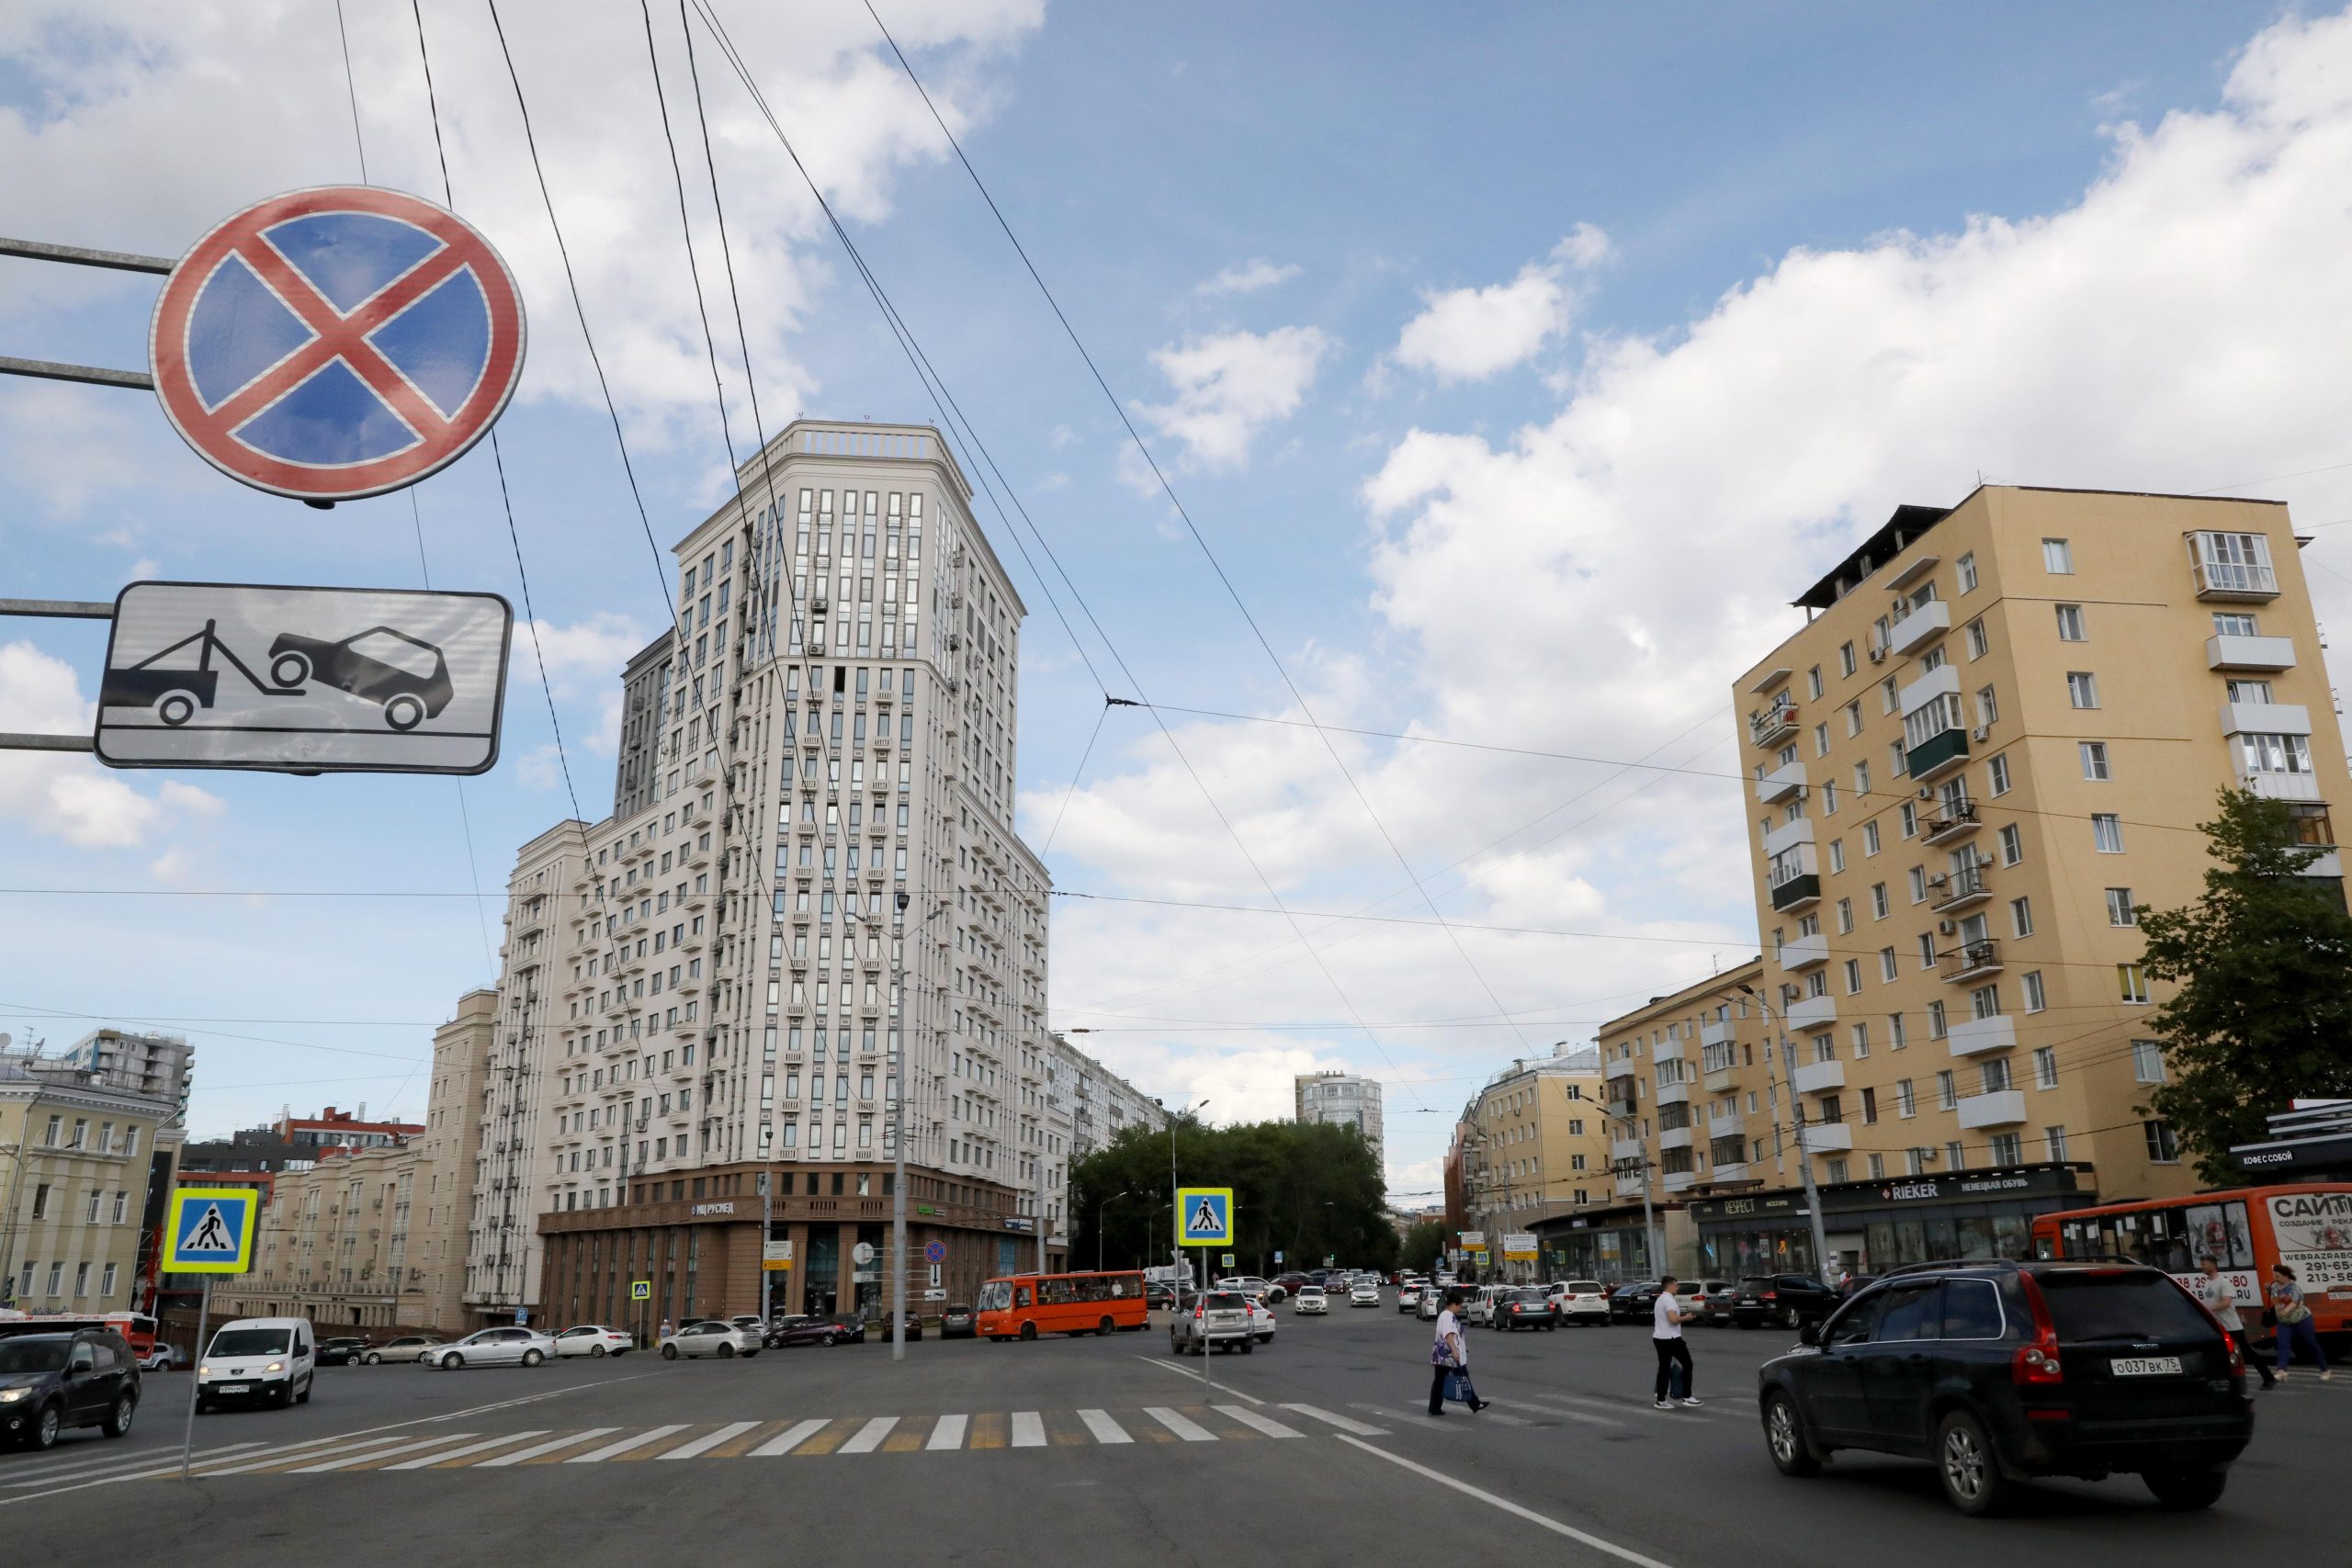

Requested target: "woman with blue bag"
[{"left": 1427, "top": 1287, "right": 1489, "bottom": 1415}]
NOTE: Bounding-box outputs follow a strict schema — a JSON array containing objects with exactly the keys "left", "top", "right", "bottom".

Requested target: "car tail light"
[
  {"left": 1760, "top": 1291, "right": 1778, "bottom": 1302},
  {"left": 2010, "top": 1272, "right": 2065, "bottom": 1388}
]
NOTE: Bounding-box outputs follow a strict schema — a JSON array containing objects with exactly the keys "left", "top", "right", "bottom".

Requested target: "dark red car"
[{"left": 764, "top": 1314, "right": 866, "bottom": 1348}]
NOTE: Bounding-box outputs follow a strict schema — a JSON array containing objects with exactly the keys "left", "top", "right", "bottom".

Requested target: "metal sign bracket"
[{"left": 0, "top": 597, "right": 114, "bottom": 753}]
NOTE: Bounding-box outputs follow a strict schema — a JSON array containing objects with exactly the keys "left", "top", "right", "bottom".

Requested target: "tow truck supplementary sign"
[
  {"left": 165, "top": 1188, "right": 257, "bottom": 1273},
  {"left": 1176, "top": 1186, "right": 1233, "bottom": 1248},
  {"left": 93, "top": 581, "right": 512, "bottom": 774},
  {"left": 150, "top": 186, "right": 526, "bottom": 502}
]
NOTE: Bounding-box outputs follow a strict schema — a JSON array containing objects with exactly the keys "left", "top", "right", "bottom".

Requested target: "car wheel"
[
  {"left": 1738, "top": 1317, "right": 1757, "bottom": 1330},
  {"left": 1763, "top": 1392, "right": 1821, "bottom": 1477},
  {"left": 1935, "top": 1409, "right": 2012, "bottom": 1517},
  {"left": 196, "top": 1399, "right": 212, "bottom": 1416},
  {"left": 716, "top": 1343, "right": 733, "bottom": 1359},
  {"left": 1170, "top": 1334, "right": 1183, "bottom": 1357},
  {"left": 2143, "top": 1470, "right": 2229, "bottom": 1511},
  {"left": 821, "top": 1334, "right": 837, "bottom": 1348},
  {"left": 364, "top": 1351, "right": 383, "bottom": 1365},
  {"left": 1019, "top": 1323, "right": 1036, "bottom": 1342},
  {"left": 27, "top": 1404, "right": 61, "bottom": 1450},
  {"left": 155, "top": 692, "right": 198, "bottom": 728},
  {"left": 1783, "top": 1305, "right": 1802, "bottom": 1330},
  {"left": 383, "top": 694, "right": 427, "bottom": 732},
  {"left": 662, "top": 1343, "right": 680, "bottom": 1359},
  {"left": 97, "top": 1392, "right": 137, "bottom": 1439},
  {"left": 590, "top": 1343, "right": 607, "bottom": 1358},
  {"left": 1240, "top": 1339, "right": 1254, "bottom": 1354},
  {"left": 442, "top": 1352, "right": 464, "bottom": 1371},
  {"left": 269, "top": 651, "right": 311, "bottom": 688},
  {"left": 1098, "top": 1317, "right": 1115, "bottom": 1337},
  {"left": 522, "top": 1348, "right": 545, "bottom": 1367}
]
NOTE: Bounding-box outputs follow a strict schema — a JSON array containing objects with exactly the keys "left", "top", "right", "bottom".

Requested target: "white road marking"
[
  {"left": 660, "top": 1421, "right": 759, "bottom": 1460},
  {"left": 384, "top": 1431, "right": 549, "bottom": 1470},
  {"left": 1499, "top": 1399, "right": 1623, "bottom": 1428},
  {"left": 750, "top": 1418, "right": 831, "bottom": 1457},
  {"left": 1335, "top": 1434, "right": 1680, "bottom": 1568},
  {"left": 925, "top": 1415, "right": 967, "bottom": 1450},
  {"left": 2, "top": 1441, "right": 266, "bottom": 1487},
  {"left": 1010, "top": 1412, "right": 1047, "bottom": 1448},
  {"left": 1279, "top": 1403, "right": 1388, "bottom": 1436},
  {"left": 195, "top": 1435, "right": 414, "bottom": 1476},
  {"left": 1076, "top": 1409, "right": 1131, "bottom": 1444},
  {"left": 840, "top": 1416, "right": 899, "bottom": 1454},
  {"left": 1125, "top": 1354, "right": 1263, "bottom": 1404},
  {"left": 1141, "top": 1406, "right": 1216, "bottom": 1442},
  {"left": 478, "top": 1427, "right": 619, "bottom": 1467},
  {"left": 565, "top": 1425, "right": 688, "bottom": 1463},
  {"left": 289, "top": 1434, "right": 477, "bottom": 1473},
  {"left": 1213, "top": 1404, "right": 1302, "bottom": 1438}
]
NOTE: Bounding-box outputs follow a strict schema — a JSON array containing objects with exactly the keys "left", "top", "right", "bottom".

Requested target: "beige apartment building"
[
  {"left": 1709, "top": 485, "right": 2346, "bottom": 1278},
  {"left": 1, "top": 1049, "right": 177, "bottom": 1313},
  {"left": 1453, "top": 1046, "right": 1611, "bottom": 1280}
]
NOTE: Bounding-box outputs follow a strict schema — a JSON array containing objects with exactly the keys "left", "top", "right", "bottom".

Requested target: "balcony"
[
  {"left": 1711, "top": 1160, "right": 1752, "bottom": 1185},
  {"left": 1921, "top": 802, "right": 1980, "bottom": 846},
  {"left": 2207, "top": 634, "right": 2297, "bottom": 672},
  {"left": 2192, "top": 556, "right": 2279, "bottom": 602},
  {"left": 1708, "top": 1110, "right": 1747, "bottom": 1140},
  {"left": 1700, "top": 1020, "right": 1732, "bottom": 1048},
  {"left": 1956, "top": 1089, "right": 2028, "bottom": 1130},
  {"left": 1791, "top": 1058, "right": 1845, "bottom": 1095},
  {"left": 1899, "top": 662, "right": 1959, "bottom": 716},
  {"left": 1616, "top": 1172, "right": 1645, "bottom": 1199},
  {"left": 2245, "top": 771, "right": 2324, "bottom": 803},
  {"left": 1769, "top": 872, "right": 1821, "bottom": 914},
  {"left": 1655, "top": 1078, "right": 1691, "bottom": 1108},
  {"left": 1928, "top": 864, "right": 1993, "bottom": 913},
  {"left": 1704, "top": 1064, "right": 1741, "bottom": 1094},
  {"left": 1797, "top": 1122, "right": 1853, "bottom": 1153},
  {"left": 1785, "top": 994, "right": 1838, "bottom": 1032},
  {"left": 1612, "top": 1136, "right": 1647, "bottom": 1164},
  {"left": 1762, "top": 816, "right": 1815, "bottom": 861},
  {"left": 2220, "top": 700, "right": 2312, "bottom": 737},
  {"left": 1662, "top": 1170, "right": 1700, "bottom": 1194},
  {"left": 1658, "top": 1125, "right": 1694, "bottom": 1151},
  {"left": 1604, "top": 1056, "right": 1637, "bottom": 1084},
  {"left": 1652, "top": 1034, "right": 1686, "bottom": 1064},
  {"left": 1749, "top": 697, "right": 1800, "bottom": 749},
  {"left": 1606, "top": 1097, "right": 1637, "bottom": 1121},
  {"left": 1939, "top": 939, "right": 2004, "bottom": 983},
  {"left": 1945, "top": 1013, "right": 2018, "bottom": 1058},
  {"left": 1906, "top": 726, "right": 1970, "bottom": 783},
  {"left": 1779, "top": 931, "right": 1829, "bottom": 971},
  {"left": 1755, "top": 760, "right": 1806, "bottom": 805},
  {"left": 1887, "top": 599, "right": 1952, "bottom": 656}
]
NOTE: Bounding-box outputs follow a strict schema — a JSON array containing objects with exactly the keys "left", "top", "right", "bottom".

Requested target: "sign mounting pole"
[{"left": 180, "top": 1277, "right": 209, "bottom": 1483}]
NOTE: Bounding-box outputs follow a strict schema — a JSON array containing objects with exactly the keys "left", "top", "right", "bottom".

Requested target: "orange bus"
[
  {"left": 2032, "top": 1183, "right": 2352, "bottom": 1336},
  {"left": 975, "top": 1270, "right": 1148, "bottom": 1340}
]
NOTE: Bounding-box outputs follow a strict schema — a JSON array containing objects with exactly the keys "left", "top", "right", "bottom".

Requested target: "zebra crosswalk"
[{"left": 140, "top": 1404, "right": 1382, "bottom": 1479}]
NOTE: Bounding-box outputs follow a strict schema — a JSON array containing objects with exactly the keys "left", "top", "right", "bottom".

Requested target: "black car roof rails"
[{"left": 1880, "top": 1254, "right": 2145, "bottom": 1279}]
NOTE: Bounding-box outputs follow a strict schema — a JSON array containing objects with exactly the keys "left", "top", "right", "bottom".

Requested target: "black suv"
[
  {"left": 1756, "top": 1260, "right": 2253, "bottom": 1515},
  {"left": 1733, "top": 1274, "right": 1840, "bottom": 1330},
  {"left": 0, "top": 1330, "right": 141, "bottom": 1450},
  {"left": 1608, "top": 1281, "right": 1661, "bottom": 1323}
]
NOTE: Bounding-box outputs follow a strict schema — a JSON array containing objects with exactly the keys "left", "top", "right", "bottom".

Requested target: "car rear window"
[
  {"left": 1204, "top": 1292, "right": 1244, "bottom": 1309},
  {"left": 1566, "top": 1280, "right": 1603, "bottom": 1293},
  {"left": 1508, "top": 1289, "right": 1549, "bottom": 1303},
  {"left": 2038, "top": 1270, "right": 2215, "bottom": 1342}
]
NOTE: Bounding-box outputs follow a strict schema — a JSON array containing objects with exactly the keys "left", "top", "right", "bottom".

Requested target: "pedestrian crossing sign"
[
  {"left": 1176, "top": 1186, "right": 1233, "bottom": 1247},
  {"left": 164, "top": 1188, "right": 257, "bottom": 1273}
]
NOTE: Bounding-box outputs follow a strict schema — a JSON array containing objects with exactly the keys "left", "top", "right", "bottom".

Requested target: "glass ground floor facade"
[{"left": 1688, "top": 1161, "right": 2098, "bottom": 1280}]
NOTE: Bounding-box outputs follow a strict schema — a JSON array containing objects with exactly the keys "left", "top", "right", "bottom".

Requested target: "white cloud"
[
  {"left": 1390, "top": 224, "right": 1610, "bottom": 382},
  {"left": 1198, "top": 258, "right": 1301, "bottom": 296},
  {"left": 0, "top": 641, "right": 223, "bottom": 848},
  {"left": 516, "top": 614, "right": 651, "bottom": 684},
  {"left": 1131, "top": 326, "right": 1331, "bottom": 473},
  {"left": 1046, "top": 9, "right": 2352, "bottom": 1189}
]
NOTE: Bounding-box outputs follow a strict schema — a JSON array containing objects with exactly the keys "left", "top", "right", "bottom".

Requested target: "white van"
[{"left": 196, "top": 1317, "right": 314, "bottom": 1412}]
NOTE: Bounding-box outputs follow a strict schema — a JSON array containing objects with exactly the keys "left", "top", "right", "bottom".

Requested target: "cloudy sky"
[{"left": 6, "top": 2, "right": 2352, "bottom": 1201}]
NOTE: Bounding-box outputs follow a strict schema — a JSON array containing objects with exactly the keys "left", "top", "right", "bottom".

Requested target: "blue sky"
[{"left": 6, "top": 2, "right": 2350, "bottom": 1201}]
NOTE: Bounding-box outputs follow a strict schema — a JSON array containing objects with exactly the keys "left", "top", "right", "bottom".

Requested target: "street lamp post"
[
  {"left": 1156, "top": 1097, "right": 1211, "bottom": 1398},
  {"left": 880, "top": 894, "right": 950, "bottom": 1364},
  {"left": 1736, "top": 983, "right": 1834, "bottom": 1280},
  {"left": 1096, "top": 1189, "right": 1134, "bottom": 1272}
]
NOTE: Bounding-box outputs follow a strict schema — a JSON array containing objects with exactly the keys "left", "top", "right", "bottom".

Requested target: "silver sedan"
[
  {"left": 432, "top": 1327, "right": 556, "bottom": 1370},
  {"left": 660, "top": 1320, "right": 761, "bottom": 1359}
]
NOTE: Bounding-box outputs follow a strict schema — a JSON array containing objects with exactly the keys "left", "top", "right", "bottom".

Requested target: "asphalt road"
[{"left": 2, "top": 1304, "right": 2341, "bottom": 1566}]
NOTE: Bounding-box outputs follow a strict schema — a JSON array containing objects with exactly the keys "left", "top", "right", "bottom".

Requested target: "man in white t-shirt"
[
  {"left": 2198, "top": 1254, "right": 2275, "bottom": 1389},
  {"left": 1651, "top": 1276, "right": 1702, "bottom": 1410}
]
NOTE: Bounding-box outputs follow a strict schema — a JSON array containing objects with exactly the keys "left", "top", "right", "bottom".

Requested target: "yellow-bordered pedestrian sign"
[
  {"left": 1176, "top": 1186, "right": 1233, "bottom": 1247},
  {"left": 631, "top": 1280, "right": 651, "bottom": 1301},
  {"left": 164, "top": 1188, "right": 257, "bottom": 1273}
]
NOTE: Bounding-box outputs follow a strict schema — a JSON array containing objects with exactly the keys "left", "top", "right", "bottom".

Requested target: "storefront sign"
[{"left": 689, "top": 1201, "right": 736, "bottom": 1216}]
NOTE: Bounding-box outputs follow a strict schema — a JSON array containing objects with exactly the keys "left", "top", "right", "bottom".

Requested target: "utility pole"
[{"left": 1737, "top": 983, "right": 1833, "bottom": 1280}]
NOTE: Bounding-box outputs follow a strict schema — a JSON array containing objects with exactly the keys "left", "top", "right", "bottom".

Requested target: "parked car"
[
  {"left": 1396, "top": 1282, "right": 1424, "bottom": 1314},
  {"left": 1294, "top": 1286, "right": 1330, "bottom": 1315},
  {"left": 1418, "top": 1290, "right": 1444, "bottom": 1322},
  {"left": 433, "top": 1327, "right": 556, "bottom": 1371},
  {"left": 1143, "top": 1282, "right": 1179, "bottom": 1311},
  {"left": 551, "top": 1325, "right": 633, "bottom": 1358},
  {"left": 140, "top": 1342, "right": 183, "bottom": 1372},
  {"left": 767, "top": 1314, "right": 865, "bottom": 1348},
  {"left": 661, "top": 1321, "right": 760, "bottom": 1359},
  {"left": 1690, "top": 1280, "right": 1740, "bottom": 1325},
  {"left": 940, "top": 1303, "right": 977, "bottom": 1339},
  {"left": 1348, "top": 1281, "right": 1381, "bottom": 1309},
  {"left": 1609, "top": 1281, "right": 1663, "bottom": 1323},
  {"left": 874, "top": 1311, "right": 924, "bottom": 1343},
  {"left": 1549, "top": 1280, "right": 1611, "bottom": 1326},
  {"left": 362, "top": 1335, "right": 444, "bottom": 1365},
  {"left": 1733, "top": 1274, "right": 1842, "bottom": 1331},
  {"left": 0, "top": 1329, "right": 140, "bottom": 1450},
  {"left": 1465, "top": 1284, "right": 1512, "bottom": 1326},
  {"left": 196, "top": 1318, "right": 314, "bottom": 1410},
  {"left": 1272, "top": 1273, "right": 1312, "bottom": 1300},
  {"left": 1758, "top": 1260, "right": 2253, "bottom": 1516},
  {"left": 1216, "top": 1276, "right": 1274, "bottom": 1303},
  {"left": 1498, "top": 1288, "right": 1560, "bottom": 1331},
  {"left": 1170, "top": 1291, "right": 1254, "bottom": 1355},
  {"left": 1240, "top": 1296, "right": 1277, "bottom": 1344},
  {"left": 316, "top": 1337, "right": 371, "bottom": 1367}
]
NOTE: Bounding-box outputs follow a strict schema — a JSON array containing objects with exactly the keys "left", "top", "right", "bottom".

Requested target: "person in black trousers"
[
  {"left": 1652, "top": 1275, "right": 1701, "bottom": 1409},
  {"left": 1427, "top": 1288, "right": 1487, "bottom": 1414}
]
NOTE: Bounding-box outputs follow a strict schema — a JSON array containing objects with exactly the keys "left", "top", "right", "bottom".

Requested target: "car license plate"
[
  {"left": 2109, "top": 1356, "right": 2182, "bottom": 1377},
  {"left": 216, "top": 1383, "right": 250, "bottom": 1394}
]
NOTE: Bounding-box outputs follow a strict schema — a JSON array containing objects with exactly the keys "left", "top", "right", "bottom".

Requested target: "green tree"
[
  {"left": 1398, "top": 1218, "right": 1448, "bottom": 1276},
  {"left": 2135, "top": 789, "right": 2352, "bottom": 1184},
  {"left": 1070, "top": 1119, "right": 1390, "bottom": 1277}
]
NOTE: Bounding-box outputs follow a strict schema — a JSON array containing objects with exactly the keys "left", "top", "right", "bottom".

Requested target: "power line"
[
  {"left": 331, "top": 0, "right": 368, "bottom": 184},
  {"left": 1043, "top": 699, "right": 1111, "bottom": 854}
]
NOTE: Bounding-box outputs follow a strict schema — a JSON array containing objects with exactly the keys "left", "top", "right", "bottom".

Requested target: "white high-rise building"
[
  {"left": 1295, "top": 1070, "right": 1385, "bottom": 1166},
  {"left": 465, "top": 421, "right": 1062, "bottom": 1328}
]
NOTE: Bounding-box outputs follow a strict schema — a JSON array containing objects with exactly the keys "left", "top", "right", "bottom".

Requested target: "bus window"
[{"left": 1015, "top": 1286, "right": 1032, "bottom": 1309}]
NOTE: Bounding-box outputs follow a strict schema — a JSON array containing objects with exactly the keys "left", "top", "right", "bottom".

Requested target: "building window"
[
  {"left": 1807, "top": 666, "right": 1824, "bottom": 700},
  {"left": 2240, "top": 732, "right": 2315, "bottom": 777},
  {"left": 2042, "top": 538, "right": 2073, "bottom": 574},
  {"left": 2119, "top": 964, "right": 2150, "bottom": 1004},
  {"left": 1869, "top": 1153, "right": 1886, "bottom": 1179},
  {"left": 2021, "top": 970, "right": 2046, "bottom": 1012},
  {"left": 2055, "top": 604, "right": 2086, "bottom": 641},
  {"left": 2132, "top": 1039, "right": 2167, "bottom": 1083},
  {"left": 1899, "top": 804, "right": 1917, "bottom": 840},
  {"left": 1839, "top": 641, "right": 1857, "bottom": 678},
  {"left": 1936, "top": 1069, "right": 1957, "bottom": 1111},
  {"left": 1975, "top": 684, "right": 1997, "bottom": 727},
  {"left": 1998, "top": 824, "right": 2023, "bottom": 866},
  {"left": 2145, "top": 1120, "right": 2180, "bottom": 1164},
  {"left": 1987, "top": 754, "right": 2011, "bottom": 796},
  {"left": 1957, "top": 551, "right": 1978, "bottom": 592},
  {"left": 1881, "top": 676, "right": 1899, "bottom": 715},
  {"left": 1908, "top": 866, "right": 1928, "bottom": 903},
  {"left": 1825, "top": 1158, "right": 1849, "bottom": 1183},
  {"left": 1836, "top": 897, "right": 1853, "bottom": 933},
  {"left": 1917, "top": 932, "right": 1936, "bottom": 969},
  {"left": 1843, "top": 959, "right": 1862, "bottom": 994},
  {"left": 1879, "top": 946, "right": 1898, "bottom": 982},
  {"left": 1828, "top": 838, "right": 1845, "bottom": 873},
  {"left": 2105, "top": 887, "right": 2137, "bottom": 927},
  {"left": 1871, "top": 883, "right": 1890, "bottom": 919},
  {"left": 1844, "top": 700, "right": 1863, "bottom": 738},
  {"left": 1896, "top": 1078, "right": 1917, "bottom": 1117},
  {"left": 1928, "top": 1000, "right": 1948, "bottom": 1039},
  {"left": 99, "top": 1262, "right": 118, "bottom": 1298},
  {"left": 1988, "top": 1132, "right": 2023, "bottom": 1165},
  {"left": 2213, "top": 612, "right": 2259, "bottom": 636},
  {"left": 1889, "top": 1012, "right": 1907, "bottom": 1051},
  {"left": 2066, "top": 671, "right": 2100, "bottom": 709},
  {"left": 2043, "top": 1125, "right": 2068, "bottom": 1161},
  {"left": 2009, "top": 897, "right": 2033, "bottom": 938},
  {"left": 1965, "top": 620, "right": 1989, "bottom": 660},
  {"left": 2092, "top": 814, "right": 2124, "bottom": 854}
]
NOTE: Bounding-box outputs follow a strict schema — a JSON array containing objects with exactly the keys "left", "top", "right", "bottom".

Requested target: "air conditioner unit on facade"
[
  {"left": 1868, "top": 646, "right": 1886, "bottom": 663},
  {"left": 1937, "top": 919, "right": 1956, "bottom": 935},
  {"left": 1971, "top": 725, "right": 1991, "bottom": 742}
]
